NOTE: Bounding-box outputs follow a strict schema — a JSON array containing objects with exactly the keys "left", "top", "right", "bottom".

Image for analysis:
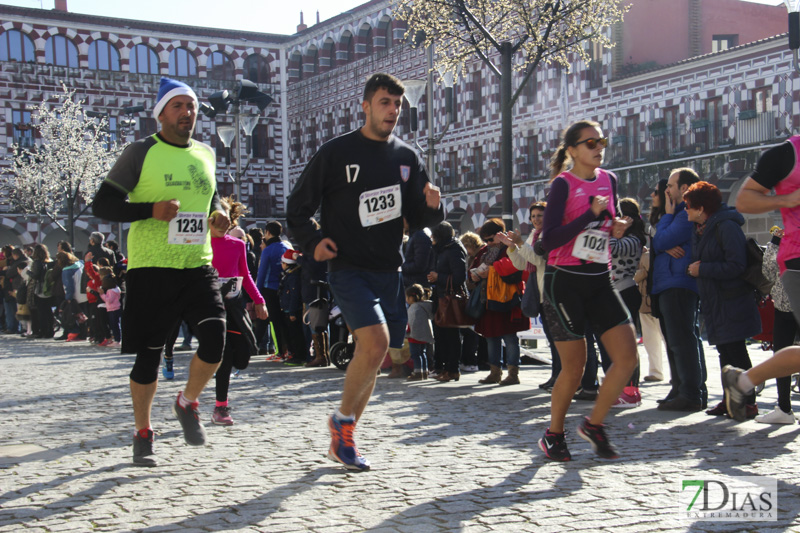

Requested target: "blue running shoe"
[
  {"left": 327, "top": 414, "right": 370, "bottom": 471},
  {"left": 162, "top": 358, "right": 174, "bottom": 380}
]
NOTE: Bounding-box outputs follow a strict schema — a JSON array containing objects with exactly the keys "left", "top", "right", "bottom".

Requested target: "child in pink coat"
[{"left": 99, "top": 274, "right": 122, "bottom": 348}]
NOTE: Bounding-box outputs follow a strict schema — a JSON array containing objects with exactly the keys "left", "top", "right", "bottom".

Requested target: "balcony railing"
[{"left": 736, "top": 111, "right": 775, "bottom": 146}]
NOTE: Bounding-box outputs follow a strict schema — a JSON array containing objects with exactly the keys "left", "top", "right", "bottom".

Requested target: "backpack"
[
  {"left": 486, "top": 265, "right": 521, "bottom": 312},
  {"left": 741, "top": 237, "right": 774, "bottom": 299},
  {"left": 80, "top": 269, "right": 89, "bottom": 294},
  {"left": 714, "top": 225, "right": 773, "bottom": 299},
  {"left": 73, "top": 267, "right": 88, "bottom": 303},
  {"left": 41, "top": 266, "right": 55, "bottom": 298}
]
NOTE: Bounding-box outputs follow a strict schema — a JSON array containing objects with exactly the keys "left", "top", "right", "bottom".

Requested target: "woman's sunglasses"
[{"left": 574, "top": 137, "right": 609, "bottom": 149}]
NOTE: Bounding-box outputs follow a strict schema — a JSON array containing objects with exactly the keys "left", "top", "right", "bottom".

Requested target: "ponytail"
[
  {"left": 220, "top": 195, "right": 249, "bottom": 226},
  {"left": 549, "top": 145, "right": 570, "bottom": 180}
]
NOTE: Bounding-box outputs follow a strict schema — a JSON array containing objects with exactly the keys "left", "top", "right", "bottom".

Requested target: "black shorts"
[
  {"left": 541, "top": 266, "right": 630, "bottom": 342},
  {"left": 122, "top": 265, "right": 225, "bottom": 355}
]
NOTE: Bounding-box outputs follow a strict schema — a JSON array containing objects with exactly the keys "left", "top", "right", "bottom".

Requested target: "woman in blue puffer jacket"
[{"left": 57, "top": 251, "right": 84, "bottom": 341}]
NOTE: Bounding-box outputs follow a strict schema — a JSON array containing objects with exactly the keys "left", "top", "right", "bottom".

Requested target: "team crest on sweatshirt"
[{"left": 400, "top": 165, "right": 410, "bottom": 182}]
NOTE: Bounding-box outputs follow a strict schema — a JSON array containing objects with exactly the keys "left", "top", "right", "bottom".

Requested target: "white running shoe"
[{"left": 754, "top": 407, "right": 796, "bottom": 425}]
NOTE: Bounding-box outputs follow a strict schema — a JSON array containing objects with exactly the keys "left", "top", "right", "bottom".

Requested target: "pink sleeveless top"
[
  {"left": 776, "top": 137, "right": 800, "bottom": 274},
  {"left": 547, "top": 169, "right": 616, "bottom": 268}
]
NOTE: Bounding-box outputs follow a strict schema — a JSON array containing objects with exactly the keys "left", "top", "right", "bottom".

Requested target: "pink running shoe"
[
  {"left": 611, "top": 390, "right": 642, "bottom": 408},
  {"left": 211, "top": 406, "right": 234, "bottom": 426}
]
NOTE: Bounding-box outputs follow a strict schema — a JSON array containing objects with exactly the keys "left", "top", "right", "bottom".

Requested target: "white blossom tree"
[
  {"left": 393, "top": 0, "right": 629, "bottom": 227},
  {"left": 3, "top": 85, "right": 119, "bottom": 246}
]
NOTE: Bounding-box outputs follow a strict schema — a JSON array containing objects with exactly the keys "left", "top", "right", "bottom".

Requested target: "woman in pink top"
[
  {"left": 536, "top": 120, "right": 638, "bottom": 462},
  {"left": 209, "top": 198, "right": 268, "bottom": 426}
]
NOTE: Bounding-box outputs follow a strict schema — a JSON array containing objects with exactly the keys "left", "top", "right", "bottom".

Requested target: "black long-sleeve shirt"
[{"left": 287, "top": 129, "right": 444, "bottom": 272}]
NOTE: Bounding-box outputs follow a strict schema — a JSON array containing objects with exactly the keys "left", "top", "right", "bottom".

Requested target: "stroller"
[
  {"left": 303, "top": 280, "right": 354, "bottom": 370},
  {"left": 328, "top": 304, "right": 354, "bottom": 370},
  {"left": 303, "top": 280, "right": 341, "bottom": 368}
]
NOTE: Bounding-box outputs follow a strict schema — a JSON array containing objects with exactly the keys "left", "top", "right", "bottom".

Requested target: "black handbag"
[
  {"left": 466, "top": 278, "right": 487, "bottom": 319},
  {"left": 520, "top": 273, "right": 540, "bottom": 318}
]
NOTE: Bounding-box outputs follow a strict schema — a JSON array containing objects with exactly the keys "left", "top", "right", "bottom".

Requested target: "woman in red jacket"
[{"left": 471, "top": 218, "right": 530, "bottom": 386}]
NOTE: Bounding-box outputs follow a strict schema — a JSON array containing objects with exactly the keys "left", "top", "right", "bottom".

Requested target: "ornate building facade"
[
  {"left": 0, "top": 0, "right": 793, "bottom": 250},
  {"left": 0, "top": 3, "right": 287, "bottom": 251}
]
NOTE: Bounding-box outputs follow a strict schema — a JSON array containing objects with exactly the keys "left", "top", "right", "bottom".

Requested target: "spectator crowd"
[{"left": 0, "top": 169, "right": 783, "bottom": 422}]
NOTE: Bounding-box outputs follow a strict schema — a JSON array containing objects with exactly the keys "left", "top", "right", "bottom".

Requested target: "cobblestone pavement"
[{"left": 1, "top": 335, "right": 799, "bottom": 532}]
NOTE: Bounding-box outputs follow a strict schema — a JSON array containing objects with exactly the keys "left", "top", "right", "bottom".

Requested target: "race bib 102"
[
  {"left": 358, "top": 184, "right": 402, "bottom": 227},
  {"left": 572, "top": 228, "right": 609, "bottom": 263},
  {"left": 168, "top": 212, "right": 207, "bottom": 245}
]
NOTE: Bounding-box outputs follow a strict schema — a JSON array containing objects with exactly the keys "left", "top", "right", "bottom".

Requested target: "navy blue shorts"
[{"left": 327, "top": 269, "right": 407, "bottom": 349}]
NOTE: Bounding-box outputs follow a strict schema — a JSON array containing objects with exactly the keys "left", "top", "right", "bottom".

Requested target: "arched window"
[
  {"left": 358, "top": 24, "right": 373, "bottom": 57},
  {"left": 364, "top": 27, "right": 373, "bottom": 56},
  {"left": 168, "top": 47, "right": 197, "bottom": 77},
  {"left": 0, "top": 30, "right": 34, "bottom": 62},
  {"left": 244, "top": 54, "right": 270, "bottom": 85},
  {"left": 129, "top": 44, "right": 159, "bottom": 74},
  {"left": 384, "top": 22, "right": 393, "bottom": 50},
  {"left": 304, "top": 46, "right": 318, "bottom": 77},
  {"left": 376, "top": 16, "right": 392, "bottom": 50},
  {"left": 290, "top": 51, "right": 302, "bottom": 80},
  {"left": 44, "top": 35, "right": 78, "bottom": 67},
  {"left": 320, "top": 39, "right": 335, "bottom": 70},
  {"left": 88, "top": 40, "right": 120, "bottom": 71},
  {"left": 207, "top": 51, "right": 234, "bottom": 81},
  {"left": 339, "top": 31, "right": 354, "bottom": 65}
]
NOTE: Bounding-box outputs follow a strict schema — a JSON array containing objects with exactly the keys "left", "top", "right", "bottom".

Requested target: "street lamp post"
[
  {"left": 787, "top": 0, "right": 800, "bottom": 73},
  {"left": 201, "top": 80, "right": 273, "bottom": 200}
]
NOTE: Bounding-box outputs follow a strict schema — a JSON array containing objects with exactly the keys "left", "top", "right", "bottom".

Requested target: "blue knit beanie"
[{"left": 153, "top": 77, "right": 198, "bottom": 119}]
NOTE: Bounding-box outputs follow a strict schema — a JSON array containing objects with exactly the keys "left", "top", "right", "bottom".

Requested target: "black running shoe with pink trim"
[
  {"left": 577, "top": 417, "right": 619, "bottom": 459},
  {"left": 539, "top": 428, "right": 571, "bottom": 461}
]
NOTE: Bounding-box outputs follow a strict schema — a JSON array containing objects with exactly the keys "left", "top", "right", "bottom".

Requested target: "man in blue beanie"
[{"left": 93, "top": 77, "right": 230, "bottom": 467}]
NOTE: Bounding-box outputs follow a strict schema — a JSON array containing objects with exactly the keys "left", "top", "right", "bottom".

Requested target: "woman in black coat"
[
  {"left": 685, "top": 181, "right": 761, "bottom": 418},
  {"left": 29, "top": 244, "right": 55, "bottom": 338},
  {"left": 427, "top": 222, "right": 468, "bottom": 382}
]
